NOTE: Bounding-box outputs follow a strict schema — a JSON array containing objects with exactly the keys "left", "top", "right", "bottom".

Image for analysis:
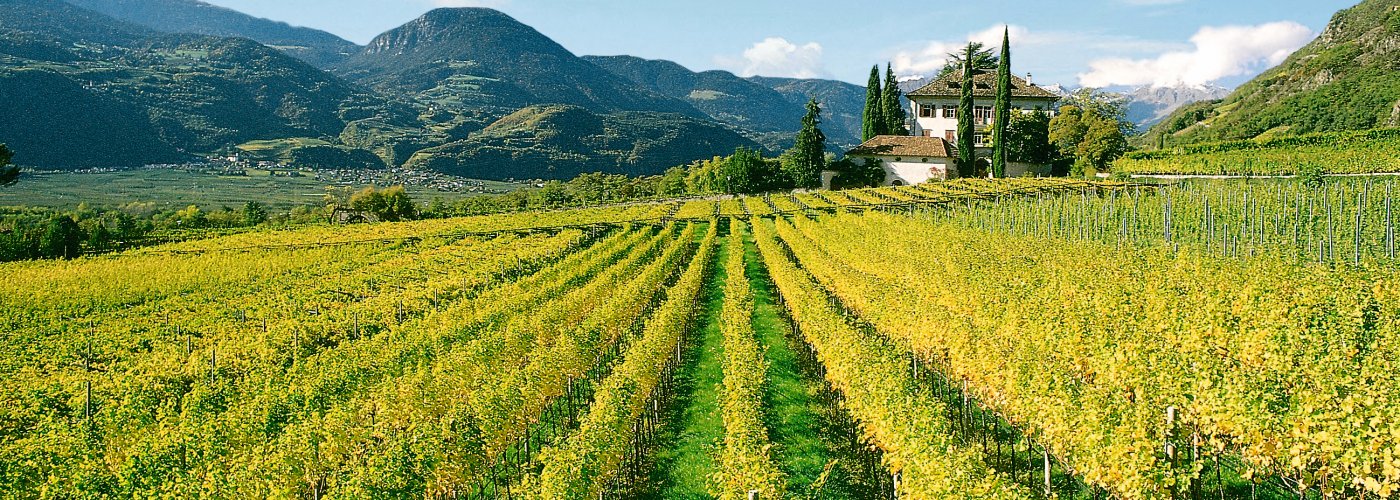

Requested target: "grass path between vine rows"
[
  {"left": 743, "top": 230, "right": 861, "bottom": 499},
  {"left": 640, "top": 229, "right": 862, "bottom": 499},
  {"left": 639, "top": 231, "right": 730, "bottom": 499}
]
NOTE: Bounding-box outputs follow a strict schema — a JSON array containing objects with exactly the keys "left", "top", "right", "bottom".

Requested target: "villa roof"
[
  {"left": 907, "top": 70, "right": 1059, "bottom": 99},
  {"left": 846, "top": 135, "right": 954, "bottom": 158}
]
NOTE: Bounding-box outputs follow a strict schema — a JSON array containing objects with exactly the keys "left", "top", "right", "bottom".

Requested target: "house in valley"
[{"left": 843, "top": 70, "right": 1059, "bottom": 186}]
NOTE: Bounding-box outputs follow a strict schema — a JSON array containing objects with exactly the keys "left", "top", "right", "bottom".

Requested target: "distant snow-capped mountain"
[{"left": 1124, "top": 84, "right": 1230, "bottom": 128}]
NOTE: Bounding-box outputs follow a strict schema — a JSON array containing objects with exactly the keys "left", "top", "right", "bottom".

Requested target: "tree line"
[
  {"left": 0, "top": 142, "right": 424, "bottom": 261},
  {"left": 422, "top": 99, "right": 871, "bottom": 218}
]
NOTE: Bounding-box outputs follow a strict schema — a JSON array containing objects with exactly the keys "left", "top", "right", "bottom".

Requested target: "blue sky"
[{"left": 204, "top": 0, "right": 1354, "bottom": 88}]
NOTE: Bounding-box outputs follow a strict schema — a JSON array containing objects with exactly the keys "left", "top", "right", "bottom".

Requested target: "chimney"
[{"left": 1026, "top": 73, "right": 1033, "bottom": 86}]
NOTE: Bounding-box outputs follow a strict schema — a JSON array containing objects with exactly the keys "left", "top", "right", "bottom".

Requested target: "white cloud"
[
  {"left": 890, "top": 25, "right": 1071, "bottom": 78},
  {"left": 1077, "top": 21, "right": 1313, "bottom": 88},
  {"left": 718, "top": 37, "right": 826, "bottom": 78}
]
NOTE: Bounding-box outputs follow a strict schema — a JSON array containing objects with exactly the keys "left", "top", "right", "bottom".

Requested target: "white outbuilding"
[{"left": 844, "top": 135, "right": 958, "bottom": 186}]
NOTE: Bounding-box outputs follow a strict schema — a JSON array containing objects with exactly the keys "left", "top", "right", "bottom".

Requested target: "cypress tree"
[
  {"left": 862, "top": 65, "right": 885, "bottom": 142},
  {"left": 787, "top": 98, "right": 827, "bottom": 189},
  {"left": 957, "top": 43, "right": 976, "bottom": 177},
  {"left": 881, "top": 63, "right": 907, "bottom": 136},
  {"left": 992, "top": 27, "right": 1012, "bottom": 178}
]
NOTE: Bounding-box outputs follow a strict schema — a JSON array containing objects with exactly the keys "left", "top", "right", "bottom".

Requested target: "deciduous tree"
[
  {"left": 242, "top": 201, "right": 268, "bottom": 226},
  {"left": 1049, "top": 104, "right": 1128, "bottom": 176},
  {"left": 350, "top": 186, "right": 417, "bottom": 221},
  {"left": 1004, "top": 111, "right": 1056, "bottom": 165},
  {"left": 40, "top": 216, "right": 83, "bottom": 259}
]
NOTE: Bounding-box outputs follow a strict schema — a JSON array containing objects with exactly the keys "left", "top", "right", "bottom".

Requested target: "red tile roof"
[
  {"left": 846, "top": 135, "right": 955, "bottom": 158},
  {"left": 907, "top": 70, "right": 1059, "bottom": 99}
]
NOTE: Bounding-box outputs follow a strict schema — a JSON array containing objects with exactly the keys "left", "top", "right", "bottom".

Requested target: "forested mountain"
[
  {"left": 583, "top": 55, "right": 808, "bottom": 149},
  {"left": 404, "top": 105, "right": 761, "bottom": 180},
  {"left": 0, "top": 0, "right": 410, "bottom": 168},
  {"left": 336, "top": 8, "right": 697, "bottom": 117},
  {"left": 1145, "top": 0, "right": 1400, "bottom": 144},
  {"left": 62, "top": 0, "right": 358, "bottom": 66},
  {"left": 748, "top": 76, "right": 866, "bottom": 148}
]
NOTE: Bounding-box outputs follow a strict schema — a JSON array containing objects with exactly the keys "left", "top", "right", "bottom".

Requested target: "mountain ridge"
[
  {"left": 582, "top": 55, "right": 824, "bottom": 150},
  {"left": 336, "top": 8, "right": 700, "bottom": 118},
  {"left": 61, "top": 0, "right": 358, "bottom": 66},
  {"left": 0, "top": 0, "right": 407, "bottom": 168}
]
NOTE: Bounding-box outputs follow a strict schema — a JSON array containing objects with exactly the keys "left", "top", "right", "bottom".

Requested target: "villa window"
[
  {"left": 974, "top": 106, "right": 993, "bottom": 123},
  {"left": 919, "top": 104, "right": 935, "bottom": 118},
  {"left": 942, "top": 106, "right": 957, "bottom": 118}
]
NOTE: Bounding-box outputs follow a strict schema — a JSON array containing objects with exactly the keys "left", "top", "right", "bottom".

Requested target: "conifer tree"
[
  {"left": 957, "top": 43, "right": 976, "bottom": 177},
  {"left": 862, "top": 65, "right": 885, "bottom": 142},
  {"left": 881, "top": 63, "right": 907, "bottom": 136},
  {"left": 786, "top": 98, "right": 827, "bottom": 188},
  {"left": 992, "top": 27, "right": 1012, "bottom": 178}
]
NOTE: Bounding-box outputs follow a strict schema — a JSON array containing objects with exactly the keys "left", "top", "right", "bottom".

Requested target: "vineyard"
[
  {"left": 1114, "top": 128, "right": 1400, "bottom": 176},
  {"left": 3, "top": 177, "right": 1398, "bottom": 499}
]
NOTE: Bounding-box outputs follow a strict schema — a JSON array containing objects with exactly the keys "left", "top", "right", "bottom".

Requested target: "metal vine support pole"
[
  {"left": 1328, "top": 187, "right": 1336, "bottom": 262},
  {"left": 1356, "top": 191, "right": 1364, "bottom": 265}
]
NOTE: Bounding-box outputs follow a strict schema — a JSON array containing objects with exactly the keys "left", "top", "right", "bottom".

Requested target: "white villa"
[{"left": 844, "top": 70, "right": 1060, "bottom": 186}]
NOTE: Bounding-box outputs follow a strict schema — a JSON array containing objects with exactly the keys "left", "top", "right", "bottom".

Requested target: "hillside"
[
  {"left": 1144, "top": 0, "right": 1400, "bottom": 145},
  {"left": 583, "top": 55, "right": 808, "bottom": 149},
  {"left": 336, "top": 8, "right": 698, "bottom": 117},
  {"left": 61, "top": 0, "right": 358, "bottom": 66},
  {"left": 747, "top": 76, "right": 865, "bottom": 148},
  {"left": 403, "top": 105, "right": 762, "bottom": 180},
  {"left": 0, "top": 0, "right": 406, "bottom": 168}
]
